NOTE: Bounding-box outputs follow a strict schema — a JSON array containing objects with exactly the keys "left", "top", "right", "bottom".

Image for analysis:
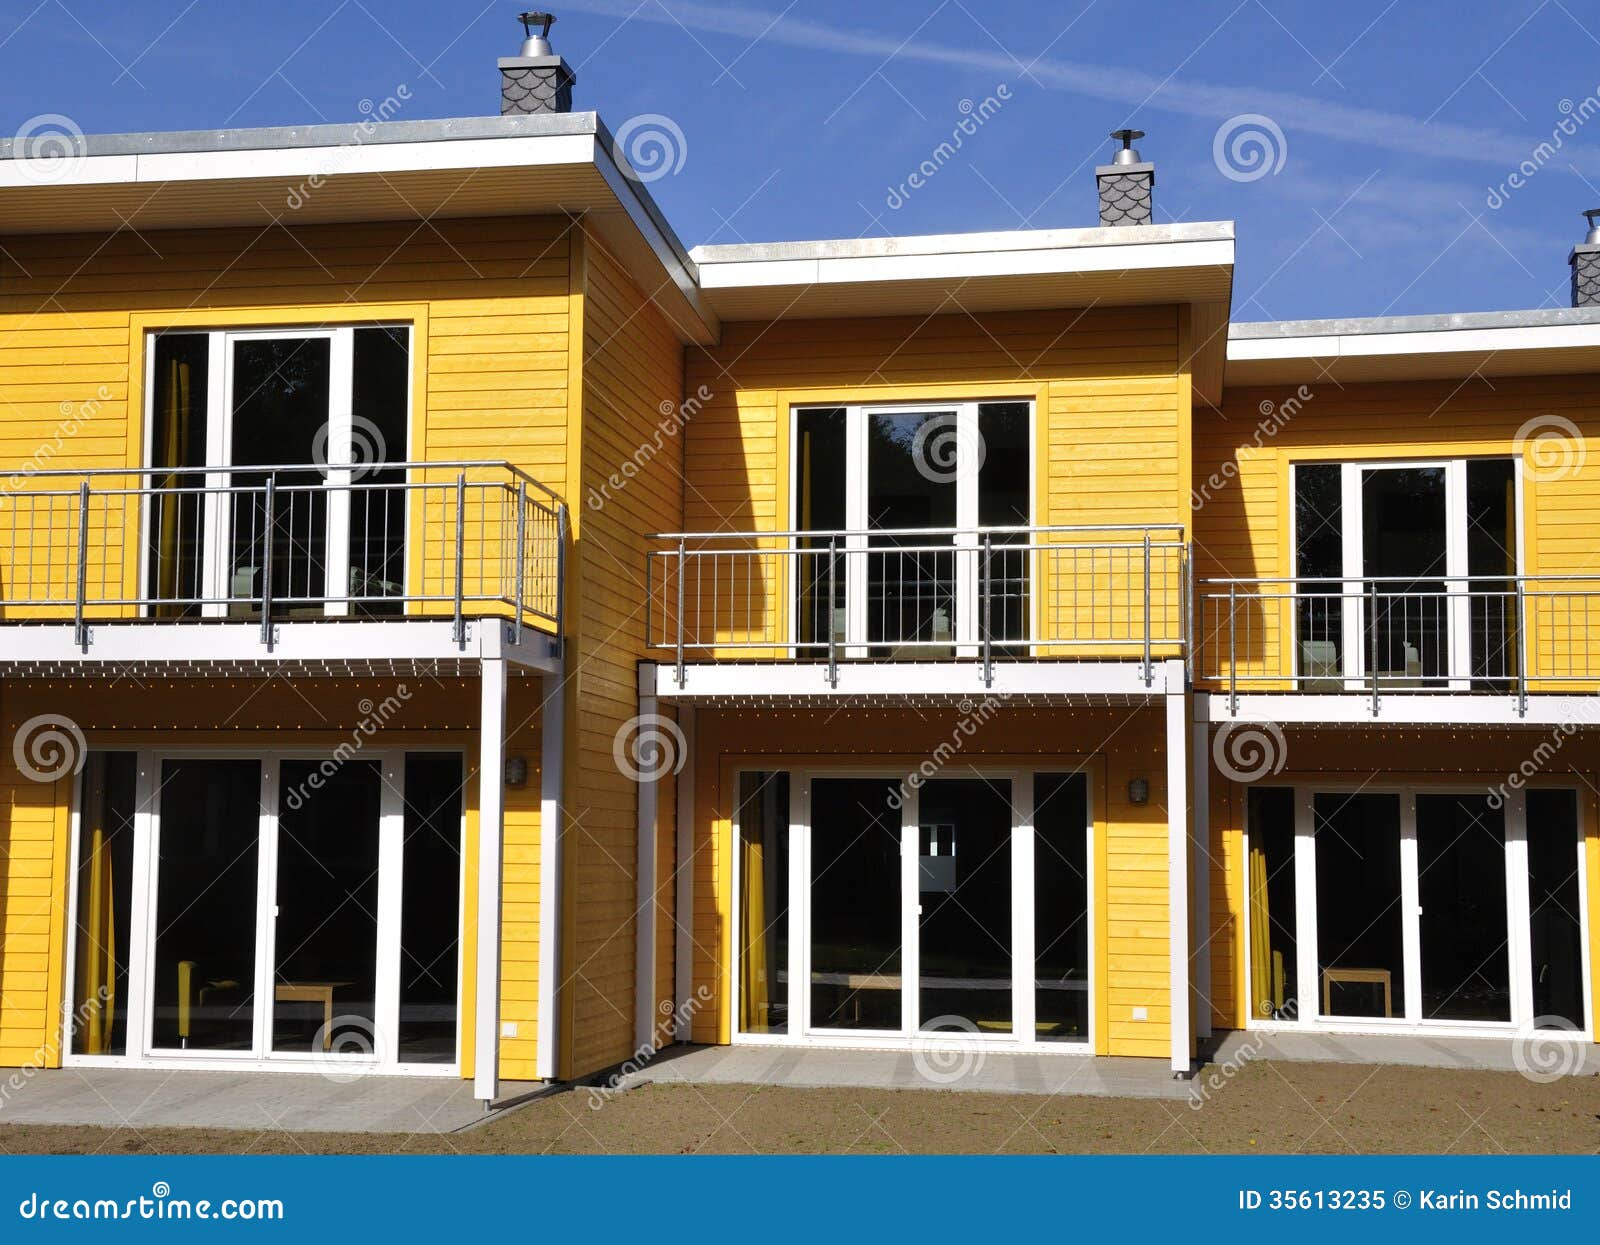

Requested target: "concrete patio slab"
[
  {"left": 1209, "top": 1030, "right": 1600, "bottom": 1075},
  {"left": 609, "top": 1044, "right": 1194, "bottom": 1099},
  {"left": 0, "top": 1068, "right": 502, "bottom": 1134}
]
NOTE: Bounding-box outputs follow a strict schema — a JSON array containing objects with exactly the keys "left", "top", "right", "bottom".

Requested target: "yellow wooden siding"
[
  {"left": 1193, "top": 375, "right": 1600, "bottom": 689},
  {"left": 678, "top": 308, "right": 1188, "bottom": 660},
  {"left": 0, "top": 217, "right": 572, "bottom": 626},
  {"left": 1206, "top": 729, "right": 1600, "bottom": 1034},
  {"left": 685, "top": 708, "right": 1174, "bottom": 1059},
  {"left": 557, "top": 224, "right": 684, "bottom": 1078}
]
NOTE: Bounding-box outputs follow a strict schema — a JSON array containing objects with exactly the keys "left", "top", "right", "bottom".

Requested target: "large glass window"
[{"left": 399, "top": 754, "right": 464, "bottom": 1063}]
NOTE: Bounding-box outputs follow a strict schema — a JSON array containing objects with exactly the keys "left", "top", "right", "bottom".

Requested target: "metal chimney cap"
[
  {"left": 1110, "top": 127, "right": 1145, "bottom": 165},
  {"left": 518, "top": 10, "right": 556, "bottom": 57},
  {"left": 1585, "top": 208, "right": 1600, "bottom": 245}
]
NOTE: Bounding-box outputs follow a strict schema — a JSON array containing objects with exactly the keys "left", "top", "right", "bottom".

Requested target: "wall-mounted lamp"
[
  {"left": 1127, "top": 777, "right": 1150, "bottom": 806},
  {"left": 505, "top": 755, "right": 529, "bottom": 789}
]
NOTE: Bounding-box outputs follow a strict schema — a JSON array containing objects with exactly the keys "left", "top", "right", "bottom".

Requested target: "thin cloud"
[{"left": 564, "top": 0, "right": 1599, "bottom": 174}]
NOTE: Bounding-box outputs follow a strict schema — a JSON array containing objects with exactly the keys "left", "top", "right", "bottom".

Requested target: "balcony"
[
  {"left": 1199, "top": 574, "right": 1600, "bottom": 717},
  {"left": 0, "top": 462, "right": 566, "bottom": 672},
  {"left": 646, "top": 524, "right": 1188, "bottom": 695}
]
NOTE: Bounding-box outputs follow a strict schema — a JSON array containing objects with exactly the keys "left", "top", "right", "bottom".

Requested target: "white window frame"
[
  {"left": 1290, "top": 457, "right": 1524, "bottom": 692},
  {"left": 61, "top": 747, "right": 465, "bottom": 1077},
  {"left": 139, "top": 325, "right": 414, "bottom": 620},
  {"left": 787, "top": 399, "right": 1036, "bottom": 660},
  {"left": 729, "top": 764, "right": 1095, "bottom": 1054},
  {"left": 1242, "top": 780, "right": 1593, "bottom": 1042}
]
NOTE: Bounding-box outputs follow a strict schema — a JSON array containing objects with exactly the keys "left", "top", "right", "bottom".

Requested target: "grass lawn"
[{"left": 0, "top": 1060, "right": 1597, "bottom": 1155}]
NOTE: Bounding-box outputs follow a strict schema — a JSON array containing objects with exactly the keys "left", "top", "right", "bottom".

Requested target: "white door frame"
[
  {"left": 729, "top": 764, "right": 1095, "bottom": 1054},
  {"left": 61, "top": 747, "right": 464, "bottom": 1077},
  {"left": 139, "top": 325, "right": 414, "bottom": 621},
  {"left": 1245, "top": 780, "right": 1593, "bottom": 1041},
  {"left": 786, "top": 400, "right": 1036, "bottom": 659}
]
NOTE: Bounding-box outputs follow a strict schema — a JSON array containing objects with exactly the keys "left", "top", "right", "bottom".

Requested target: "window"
[
  {"left": 145, "top": 326, "right": 411, "bottom": 618},
  {"left": 1291, "top": 458, "right": 1519, "bottom": 688},
  {"left": 792, "top": 401, "right": 1033, "bottom": 655}
]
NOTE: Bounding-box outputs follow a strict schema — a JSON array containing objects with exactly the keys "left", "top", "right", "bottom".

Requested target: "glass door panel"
[
  {"left": 1416, "top": 794, "right": 1510, "bottom": 1022},
  {"left": 1247, "top": 787, "right": 1299, "bottom": 1021},
  {"left": 867, "top": 411, "right": 958, "bottom": 655},
  {"left": 917, "top": 777, "right": 1013, "bottom": 1033},
  {"left": 1314, "top": 792, "right": 1405, "bottom": 1019},
  {"left": 1033, "top": 772, "right": 1089, "bottom": 1041},
  {"left": 147, "top": 334, "right": 211, "bottom": 617},
  {"left": 150, "top": 759, "right": 262, "bottom": 1052},
  {"left": 1527, "top": 789, "right": 1586, "bottom": 1029},
  {"left": 271, "top": 759, "right": 382, "bottom": 1054},
  {"left": 70, "top": 753, "right": 138, "bottom": 1056},
  {"left": 738, "top": 772, "right": 791, "bottom": 1035},
  {"left": 809, "top": 777, "right": 902, "bottom": 1031},
  {"left": 1361, "top": 466, "right": 1448, "bottom": 681},
  {"left": 398, "top": 754, "right": 465, "bottom": 1063},
  {"left": 227, "top": 336, "right": 333, "bottom": 615},
  {"left": 794, "top": 408, "right": 848, "bottom": 651}
]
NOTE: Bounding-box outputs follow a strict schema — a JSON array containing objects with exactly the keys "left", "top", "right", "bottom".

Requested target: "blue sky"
[{"left": 5, "top": 0, "right": 1600, "bottom": 321}]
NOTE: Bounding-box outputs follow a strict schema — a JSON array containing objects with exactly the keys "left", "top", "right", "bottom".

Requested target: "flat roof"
[
  {"left": 0, "top": 112, "right": 715, "bottom": 344},
  {"left": 1227, "top": 306, "right": 1600, "bottom": 386}
]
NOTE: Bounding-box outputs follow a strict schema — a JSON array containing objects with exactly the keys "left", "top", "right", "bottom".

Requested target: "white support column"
[
  {"left": 1191, "top": 693, "right": 1212, "bottom": 1040},
  {"left": 635, "top": 668, "right": 660, "bottom": 1054},
  {"left": 474, "top": 656, "right": 508, "bottom": 1102},
  {"left": 535, "top": 661, "right": 565, "bottom": 1081},
  {"left": 673, "top": 703, "right": 696, "bottom": 1041},
  {"left": 1164, "top": 658, "right": 1192, "bottom": 1075}
]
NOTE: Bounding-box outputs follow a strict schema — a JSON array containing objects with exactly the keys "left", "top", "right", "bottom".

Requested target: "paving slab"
[
  {"left": 609, "top": 1044, "right": 1193, "bottom": 1099},
  {"left": 1208, "top": 1029, "right": 1599, "bottom": 1075},
  {"left": 0, "top": 1068, "right": 494, "bottom": 1134}
]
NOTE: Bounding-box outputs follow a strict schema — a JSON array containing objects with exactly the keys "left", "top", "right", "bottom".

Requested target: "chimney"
[
  {"left": 1097, "top": 129, "right": 1154, "bottom": 227},
  {"left": 500, "top": 11, "right": 575, "bottom": 116},
  {"left": 1571, "top": 209, "right": 1600, "bottom": 307}
]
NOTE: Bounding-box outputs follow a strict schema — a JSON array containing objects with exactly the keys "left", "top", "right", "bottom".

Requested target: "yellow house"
[{"left": 0, "top": 24, "right": 1594, "bottom": 1100}]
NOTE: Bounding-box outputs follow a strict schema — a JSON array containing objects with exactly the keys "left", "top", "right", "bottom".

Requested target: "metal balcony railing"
[
  {"left": 647, "top": 524, "right": 1189, "bottom": 686},
  {"left": 0, "top": 461, "right": 566, "bottom": 649},
  {"left": 1199, "top": 574, "right": 1600, "bottom": 712}
]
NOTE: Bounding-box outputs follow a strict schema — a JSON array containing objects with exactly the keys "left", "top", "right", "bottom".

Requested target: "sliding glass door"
[
  {"left": 66, "top": 749, "right": 463, "bottom": 1071},
  {"left": 792, "top": 401, "right": 1033, "bottom": 657},
  {"left": 736, "top": 768, "right": 1091, "bottom": 1047},
  {"left": 1247, "top": 784, "right": 1590, "bottom": 1034},
  {"left": 145, "top": 326, "right": 410, "bottom": 618},
  {"left": 1292, "top": 458, "right": 1520, "bottom": 689}
]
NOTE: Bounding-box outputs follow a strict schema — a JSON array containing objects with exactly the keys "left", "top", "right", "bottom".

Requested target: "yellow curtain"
[
  {"left": 740, "top": 821, "right": 768, "bottom": 1032},
  {"left": 74, "top": 777, "right": 117, "bottom": 1054},
  {"left": 154, "top": 357, "right": 191, "bottom": 613},
  {"left": 1248, "top": 846, "right": 1277, "bottom": 1020}
]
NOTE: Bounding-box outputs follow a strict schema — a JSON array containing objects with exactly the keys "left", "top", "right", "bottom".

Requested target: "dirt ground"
[{"left": 1, "top": 1059, "right": 1597, "bottom": 1155}]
